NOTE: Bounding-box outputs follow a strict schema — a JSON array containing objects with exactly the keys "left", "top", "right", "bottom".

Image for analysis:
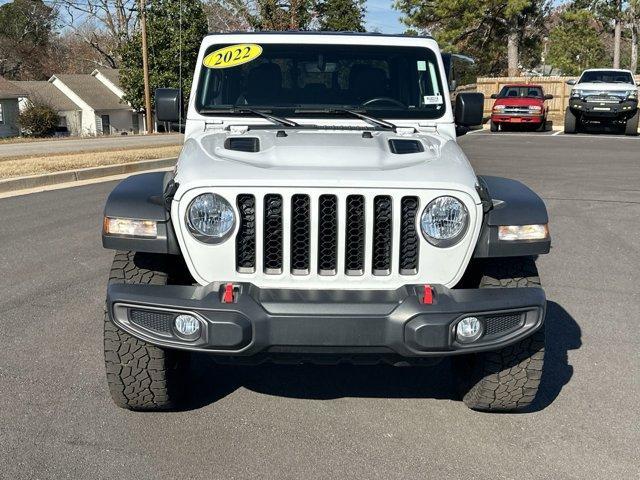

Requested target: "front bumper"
[
  {"left": 107, "top": 283, "right": 546, "bottom": 360},
  {"left": 570, "top": 98, "right": 638, "bottom": 118},
  {"left": 491, "top": 113, "right": 544, "bottom": 124}
]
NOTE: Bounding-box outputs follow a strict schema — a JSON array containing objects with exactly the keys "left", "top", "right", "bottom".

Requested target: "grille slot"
[
  {"left": 344, "top": 195, "right": 366, "bottom": 275},
  {"left": 484, "top": 313, "right": 524, "bottom": 336},
  {"left": 263, "top": 194, "right": 283, "bottom": 274},
  {"left": 372, "top": 196, "right": 393, "bottom": 275},
  {"left": 236, "top": 194, "right": 256, "bottom": 273},
  {"left": 129, "top": 309, "right": 173, "bottom": 335},
  {"left": 399, "top": 196, "right": 420, "bottom": 274},
  {"left": 290, "top": 194, "right": 311, "bottom": 274},
  {"left": 317, "top": 195, "right": 338, "bottom": 275}
]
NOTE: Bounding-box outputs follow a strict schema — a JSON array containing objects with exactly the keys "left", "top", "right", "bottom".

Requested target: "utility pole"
[{"left": 139, "top": 0, "right": 153, "bottom": 134}]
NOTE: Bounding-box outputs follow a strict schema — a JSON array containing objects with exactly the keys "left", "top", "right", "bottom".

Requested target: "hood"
[
  {"left": 493, "top": 97, "right": 544, "bottom": 107},
  {"left": 574, "top": 82, "right": 637, "bottom": 93},
  {"left": 173, "top": 128, "right": 480, "bottom": 201}
]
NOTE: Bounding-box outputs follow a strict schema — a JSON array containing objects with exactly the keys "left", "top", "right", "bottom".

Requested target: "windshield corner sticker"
[
  {"left": 423, "top": 94, "right": 443, "bottom": 105},
  {"left": 203, "top": 44, "right": 263, "bottom": 69}
]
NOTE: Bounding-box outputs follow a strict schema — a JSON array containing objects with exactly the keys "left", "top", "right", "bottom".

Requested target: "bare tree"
[
  {"left": 52, "top": 0, "right": 138, "bottom": 68},
  {"left": 630, "top": 0, "right": 640, "bottom": 72},
  {"left": 203, "top": 0, "right": 252, "bottom": 31}
]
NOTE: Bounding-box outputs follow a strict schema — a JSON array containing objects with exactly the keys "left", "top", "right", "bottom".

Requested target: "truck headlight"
[
  {"left": 571, "top": 89, "right": 583, "bottom": 99},
  {"left": 186, "top": 193, "right": 235, "bottom": 243},
  {"left": 420, "top": 196, "right": 469, "bottom": 247},
  {"left": 628, "top": 90, "right": 638, "bottom": 100}
]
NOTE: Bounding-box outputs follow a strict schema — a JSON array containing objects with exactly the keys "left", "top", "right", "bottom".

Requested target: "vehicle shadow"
[{"left": 183, "top": 300, "right": 580, "bottom": 412}]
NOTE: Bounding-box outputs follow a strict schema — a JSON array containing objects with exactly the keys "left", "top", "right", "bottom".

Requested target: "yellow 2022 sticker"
[{"left": 203, "top": 44, "right": 263, "bottom": 69}]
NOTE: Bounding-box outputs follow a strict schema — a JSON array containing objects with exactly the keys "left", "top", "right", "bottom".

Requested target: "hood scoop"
[
  {"left": 388, "top": 139, "right": 424, "bottom": 154},
  {"left": 225, "top": 137, "right": 260, "bottom": 152}
]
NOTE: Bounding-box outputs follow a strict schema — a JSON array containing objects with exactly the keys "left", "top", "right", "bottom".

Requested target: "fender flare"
[
  {"left": 473, "top": 176, "right": 551, "bottom": 258},
  {"left": 102, "top": 171, "right": 180, "bottom": 255}
]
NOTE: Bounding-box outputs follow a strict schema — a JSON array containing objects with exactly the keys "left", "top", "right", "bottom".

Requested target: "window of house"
[{"left": 0, "top": 103, "right": 4, "bottom": 125}]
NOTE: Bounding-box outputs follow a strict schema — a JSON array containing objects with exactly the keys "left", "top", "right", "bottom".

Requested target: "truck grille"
[{"left": 236, "top": 193, "right": 422, "bottom": 277}]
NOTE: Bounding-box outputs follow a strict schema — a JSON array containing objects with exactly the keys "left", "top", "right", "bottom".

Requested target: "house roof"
[
  {"left": 93, "top": 68, "right": 121, "bottom": 88},
  {"left": 11, "top": 81, "right": 80, "bottom": 111},
  {"left": 0, "top": 76, "right": 25, "bottom": 99},
  {"left": 53, "top": 74, "right": 130, "bottom": 111}
]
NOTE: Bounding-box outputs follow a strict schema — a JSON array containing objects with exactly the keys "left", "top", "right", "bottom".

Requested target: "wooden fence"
[{"left": 472, "top": 75, "right": 640, "bottom": 124}]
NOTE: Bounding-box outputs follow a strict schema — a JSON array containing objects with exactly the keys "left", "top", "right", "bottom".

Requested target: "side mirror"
[
  {"left": 155, "top": 88, "right": 182, "bottom": 123},
  {"left": 490, "top": 93, "right": 498, "bottom": 99},
  {"left": 544, "top": 94, "right": 554, "bottom": 100},
  {"left": 455, "top": 92, "right": 484, "bottom": 129},
  {"left": 566, "top": 79, "right": 577, "bottom": 86}
]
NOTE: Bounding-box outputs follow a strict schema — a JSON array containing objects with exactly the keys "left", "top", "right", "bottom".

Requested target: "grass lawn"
[{"left": 0, "top": 145, "right": 181, "bottom": 179}]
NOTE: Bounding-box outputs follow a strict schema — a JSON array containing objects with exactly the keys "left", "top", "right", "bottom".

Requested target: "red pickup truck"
[{"left": 490, "top": 84, "right": 553, "bottom": 132}]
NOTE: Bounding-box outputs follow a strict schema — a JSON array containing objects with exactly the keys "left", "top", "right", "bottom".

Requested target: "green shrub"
[{"left": 18, "top": 101, "right": 59, "bottom": 137}]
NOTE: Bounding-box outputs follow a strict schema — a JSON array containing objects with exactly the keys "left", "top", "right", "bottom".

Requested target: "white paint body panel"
[{"left": 174, "top": 33, "right": 483, "bottom": 290}]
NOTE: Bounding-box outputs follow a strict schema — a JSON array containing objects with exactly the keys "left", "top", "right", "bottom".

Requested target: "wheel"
[
  {"left": 536, "top": 120, "right": 547, "bottom": 132},
  {"left": 104, "top": 251, "right": 191, "bottom": 411},
  {"left": 624, "top": 110, "right": 639, "bottom": 136},
  {"left": 490, "top": 120, "right": 499, "bottom": 132},
  {"left": 453, "top": 257, "right": 545, "bottom": 412},
  {"left": 564, "top": 107, "right": 577, "bottom": 134}
]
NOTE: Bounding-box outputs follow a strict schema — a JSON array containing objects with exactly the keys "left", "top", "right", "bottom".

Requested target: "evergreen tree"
[
  {"left": 547, "top": 8, "right": 607, "bottom": 74},
  {"left": 316, "top": 0, "right": 366, "bottom": 32},
  {"left": 119, "top": 0, "right": 208, "bottom": 111}
]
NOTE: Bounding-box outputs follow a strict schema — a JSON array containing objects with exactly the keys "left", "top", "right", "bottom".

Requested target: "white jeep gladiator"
[
  {"left": 565, "top": 68, "right": 639, "bottom": 135},
  {"left": 102, "top": 32, "right": 551, "bottom": 412}
]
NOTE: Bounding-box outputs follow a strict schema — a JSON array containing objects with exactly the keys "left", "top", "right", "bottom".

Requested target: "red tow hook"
[
  {"left": 221, "top": 283, "right": 236, "bottom": 303},
  {"left": 421, "top": 284, "right": 433, "bottom": 305}
]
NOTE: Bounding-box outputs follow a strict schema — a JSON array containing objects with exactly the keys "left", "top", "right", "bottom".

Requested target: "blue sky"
[{"left": 365, "top": 0, "right": 405, "bottom": 33}]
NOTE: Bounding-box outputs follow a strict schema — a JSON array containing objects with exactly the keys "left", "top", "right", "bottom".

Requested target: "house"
[
  {"left": 49, "top": 69, "right": 144, "bottom": 135},
  {"left": 0, "top": 76, "right": 25, "bottom": 138},
  {"left": 12, "top": 80, "right": 83, "bottom": 136}
]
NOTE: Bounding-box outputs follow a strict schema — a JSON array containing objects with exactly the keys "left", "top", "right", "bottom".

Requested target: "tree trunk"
[
  {"left": 632, "top": 24, "right": 639, "bottom": 74},
  {"left": 507, "top": 29, "right": 519, "bottom": 76},
  {"left": 614, "top": 17, "right": 622, "bottom": 68}
]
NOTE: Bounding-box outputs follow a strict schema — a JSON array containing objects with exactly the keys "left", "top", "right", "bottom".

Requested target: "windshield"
[
  {"left": 195, "top": 43, "right": 446, "bottom": 119},
  {"left": 497, "top": 86, "right": 543, "bottom": 98},
  {"left": 579, "top": 70, "right": 634, "bottom": 84}
]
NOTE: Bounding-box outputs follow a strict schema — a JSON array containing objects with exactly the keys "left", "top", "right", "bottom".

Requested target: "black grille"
[
  {"left": 484, "top": 313, "right": 524, "bottom": 336},
  {"left": 129, "top": 309, "right": 173, "bottom": 335},
  {"left": 345, "top": 195, "right": 366, "bottom": 275},
  {"left": 236, "top": 194, "right": 256, "bottom": 272},
  {"left": 263, "top": 194, "right": 283, "bottom": 274},
  {"left": 372, "top": 196, "right": 393, "bottom": 275},
  {"left": 399, "top": 196, "right": 420, "bottom": 274},
  {"left": 318, "top": 195, "right": 338, "bottom": 274},
  {"left": 290, "top": 194, "right": 311, "bottom": 274}
]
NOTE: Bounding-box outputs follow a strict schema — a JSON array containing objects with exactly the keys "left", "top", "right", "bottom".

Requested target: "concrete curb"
[{"left": 0, "top": 157, "right": 177, "bottom": 194}]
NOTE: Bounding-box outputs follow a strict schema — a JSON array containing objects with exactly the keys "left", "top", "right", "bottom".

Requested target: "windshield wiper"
[
  {"left": 200, "top": 107, "right": 299, "bottom": 127},
  {"left": 294, "top": 107, "right": 397, "bottom": 131}
]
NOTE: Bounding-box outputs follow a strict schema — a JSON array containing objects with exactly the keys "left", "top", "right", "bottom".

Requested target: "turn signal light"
[
  {"left": 498, "top": 224, "right": 549, "bottom": 241},
  {"left": 103, "top": 217, "right": 157, "bottom": 238}
]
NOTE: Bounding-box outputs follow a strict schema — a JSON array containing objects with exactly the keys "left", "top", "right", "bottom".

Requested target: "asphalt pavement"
[
  {"left": 0, "top": 133, "right": 183, "bottom": 159},
  {"left": 0, "top": 132, "right": 638, "bottom": 479}
]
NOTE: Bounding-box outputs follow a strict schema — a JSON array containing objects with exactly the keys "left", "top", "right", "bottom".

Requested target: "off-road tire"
[
  {"left": 624, "top": 110, "right": 639, "bottom": 136},
  {"left": 454, "top": 257, "right": 545, "bottom": 412},
  {"left": 490, "top": 120, "right": 499, "bottom": 132},
  {"left": 104, "top": 251, "right": 190, "bottom": 411},
  {"left": 564, "top": 107, "right": 577, "bottom": 134}
]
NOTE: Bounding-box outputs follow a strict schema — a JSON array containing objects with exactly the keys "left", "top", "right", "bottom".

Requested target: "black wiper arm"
[
  {"left": 199, "top": 107, "right": 299, "bottom": 127},
  {"left": 239, "top": 108, "right": 299, "bottom": 127},
  {"left": 294, "top": 107, "right": 396, "bottom": 131}
]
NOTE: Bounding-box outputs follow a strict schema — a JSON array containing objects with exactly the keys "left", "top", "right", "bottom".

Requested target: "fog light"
[
  {"left": 174, "top": 314, "right": 200, "bottom": 338},
  {"left": 456, "top": 317, "right": 482, "bottom": 343}
]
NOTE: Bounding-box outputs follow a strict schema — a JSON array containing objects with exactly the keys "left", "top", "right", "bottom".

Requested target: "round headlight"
[
  {"left": 420, "top": 196, "right": 469, "bottom": 247},
  {"left": 186, "top": 193, "right": 235, "bottom": 243}
]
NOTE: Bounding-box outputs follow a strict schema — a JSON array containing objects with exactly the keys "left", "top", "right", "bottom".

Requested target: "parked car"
[
  {"left": 565, "top": 68, "right": 639, "bottom": 135},
  {"left": 101, "top": 32, "right": 551, "bottom": 413},
  {"left": 490, "top": 84, "right": 553, "bottom": 132}
]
